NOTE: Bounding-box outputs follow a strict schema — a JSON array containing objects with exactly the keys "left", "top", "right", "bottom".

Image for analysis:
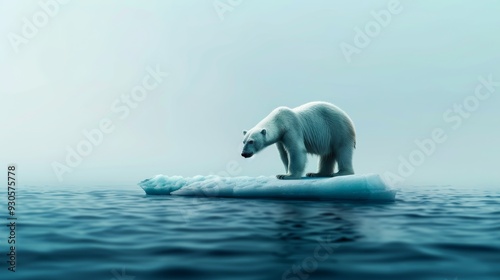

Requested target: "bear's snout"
[{"left": 241, "top": 152, "right": 253, "bottom": 158}]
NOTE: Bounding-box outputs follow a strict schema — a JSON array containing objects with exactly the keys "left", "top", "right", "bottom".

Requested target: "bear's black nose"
[{"left": 241, "top": 152, "right": 253, "bottom": 158}]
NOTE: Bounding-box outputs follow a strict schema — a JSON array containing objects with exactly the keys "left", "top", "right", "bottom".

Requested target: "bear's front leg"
[
  {"left": 276, "top": 142, "right": 289, "bottom": 173},
  {"left": 276, "top": 174, "right": 302, "bottom": 180},
  {"left": 276, "top": 146, "right": 306, "bottom": 180}
]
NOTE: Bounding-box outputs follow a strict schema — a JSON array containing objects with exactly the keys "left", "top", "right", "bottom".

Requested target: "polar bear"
[{"left": 241, "top": 101, "right": 356, "bottom": 180}]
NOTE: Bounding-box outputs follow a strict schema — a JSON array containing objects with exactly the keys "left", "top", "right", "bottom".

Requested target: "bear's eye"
[{"left": 248, "top": 140, "right": 254, "bottom": 144}]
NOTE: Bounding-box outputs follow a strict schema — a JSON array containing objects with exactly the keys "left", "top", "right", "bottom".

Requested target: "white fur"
[{"left": 241, "top": 101, "right": 356, "bottom": 179}]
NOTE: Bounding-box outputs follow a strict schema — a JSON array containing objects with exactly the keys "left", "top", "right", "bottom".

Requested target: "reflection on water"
[{"left": 3, "top": 185, "right": 499, "bottom": 280}]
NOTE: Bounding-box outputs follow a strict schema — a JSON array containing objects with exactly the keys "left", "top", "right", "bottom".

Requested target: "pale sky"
[{"left": 1, "top": 0, "right": 499, "bottom": 188}]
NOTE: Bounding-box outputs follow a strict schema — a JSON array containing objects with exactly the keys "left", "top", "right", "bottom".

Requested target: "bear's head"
[{"left": 241, "top": 128, "right": 267, "bottom": 158}]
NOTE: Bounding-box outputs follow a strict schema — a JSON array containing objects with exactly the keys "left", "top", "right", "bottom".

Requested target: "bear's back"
[{"left": 292, "top": 102, "right": 355, "bottom": 154}]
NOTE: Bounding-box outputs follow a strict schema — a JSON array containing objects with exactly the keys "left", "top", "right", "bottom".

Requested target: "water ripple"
[{"left": 2, "top": 185, "right": 499, "bottom": 280}]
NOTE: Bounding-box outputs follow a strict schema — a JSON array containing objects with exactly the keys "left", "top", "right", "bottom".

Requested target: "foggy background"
[{"left": 1, "top": 0, "right": 499, "bottom": 188}]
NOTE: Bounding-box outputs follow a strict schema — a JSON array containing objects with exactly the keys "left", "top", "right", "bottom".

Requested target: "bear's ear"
[
  {"left": 243, "top": 130, "right": 247, "bottom": 135},
  {"left": 261, "top": 128, "right": 266, "bottom": 136}
]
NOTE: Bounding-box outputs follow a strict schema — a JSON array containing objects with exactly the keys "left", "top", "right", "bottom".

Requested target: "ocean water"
[{"left": 2, "top": 184, "right": 499, "bottom": 280}]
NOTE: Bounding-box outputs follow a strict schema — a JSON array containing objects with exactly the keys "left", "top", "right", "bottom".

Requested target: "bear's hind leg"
[
  {"left": 335, "top": 145, "right": 354, "bottom": 177},
  {"left": 306, "top": 153, "right": 335, "bottom": 177}
]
